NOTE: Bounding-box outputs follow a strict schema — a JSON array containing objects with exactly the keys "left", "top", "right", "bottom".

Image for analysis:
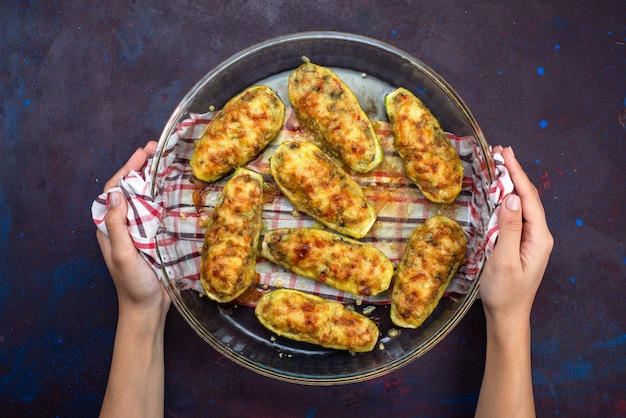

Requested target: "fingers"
[
  {"left": 501, "top": 147, "right": 553, "bottom": 257},
  {"left": 103, "top": 192, "right": 135, "bottom": 265},
  {"left": 103, "top": 142, "right": 158, "bottom": 192},
  {"left": 492, "top": 194, "right": 523, "bottom": 266},
  {"left": 501, "top": 147, "right": 546, "bottom": 226},
  {"left": 143, "top": 140, "right": 158, "bottom": 155},
  {"left": 491, "top": 145, "right": 504, "bottom": 154}
]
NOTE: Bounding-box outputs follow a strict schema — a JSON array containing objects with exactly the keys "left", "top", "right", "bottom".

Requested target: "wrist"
[
  {"left": 117, "top": 300, "right": 168, "bottom": 339},
  {"left": 484, "top": 309, "right": 531, "bottom": 348}
]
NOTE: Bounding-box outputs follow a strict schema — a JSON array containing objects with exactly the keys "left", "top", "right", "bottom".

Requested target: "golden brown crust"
[
  {"left": 190, "top": 85, "right": 285, "bottom": 182},
  {"left": 385, "top": 87, "right": 464, "bottom": 204},
  {"left": 288, "top": 61, "right": 383, "bottom": 173},
  {"left": 390, "top": 216, "right": 467, "bottom": 328},
  {"left": 200, "top": 168, "right": 264, "bottom": 303},
  {"left": 255, "top": 289, "right": 379, "bottom": 352},
  {"left": 261, "top": 228, "right": 393, "bottom": 296},
  {"left": 270, "top": 141, "right": 376, "bottom": 239}
]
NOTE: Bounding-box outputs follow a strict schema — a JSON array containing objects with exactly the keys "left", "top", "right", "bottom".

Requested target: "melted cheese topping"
[
  {"left": 261, "top": 228, "right": 393, "bottom": 296},
  {"left": 390, "top": 216, "right": 467, "bottom": 328},
  {"left": 255, "top": 289, "right": 379, "bottom": 352},
  {"left": 288, "top": 62, "right": 383, "bottom": 173},
  {"left": 385, "top": 87, "right": 464, "bottom": 204},
  {"left": 200, "top": 168, "right": 264, "bottom": 303},
  {"left": 191, "top": 85, "right": 285, "bottom": 182},
  {"left": 270, "top": 141, "right": 376, "bottom": 239}
]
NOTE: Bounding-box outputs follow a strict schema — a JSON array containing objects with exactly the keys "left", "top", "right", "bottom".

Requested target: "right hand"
[{"left": 479, "top": 146, "right": 554, "bottom": 322}]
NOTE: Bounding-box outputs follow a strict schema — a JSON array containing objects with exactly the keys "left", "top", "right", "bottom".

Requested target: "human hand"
[
  {"left": 475, "top": 146, "right": 550, "bottom": 418},
  {"left": 479, "top": 146, "right": 554, "bottom": 323},
  {"left": 96, "top": 141, "right": 170, "bottom": 324}
]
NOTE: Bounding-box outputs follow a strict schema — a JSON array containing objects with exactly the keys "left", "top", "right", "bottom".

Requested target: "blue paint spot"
[
  {"left": 554, "top": 44, "right": 560, "bottom": 50},
  {"left": 537, "top": 66, "right": 545, "bottom": 75},
  {"left": 497, "top": 70, "right": 502, "bottom": 75},
  {"left": 570, "top": 277, "right": 575, "bottom": 284},
  {"left": 391, "top": 29, "right": 397, "bottom": 36},
  {"left": 306, "top": 407, "right": 318, "bottom": 418},
  {"left": 539, "top": 120, "right": 548, "bottom": 129},
  {"left": 575, "top": 219, "right": 583, "bottom": 227},
  {"left": 623, "top": 256, "right": 626, "bottom": 265},
  {"left": 592, "top": 333, "right": 626, "bottom": 350},
  {"left": 58, "top": 338, "right": 63, "bottom": 344},
  {"left": 535, "top": 158, "right": 541, "bottom": 164},
  {"left": 24, "top": 99, "right": 31, "bottom": 106},
  {"left": 19, "top": 232, "right": 24, "bottom": 237}
]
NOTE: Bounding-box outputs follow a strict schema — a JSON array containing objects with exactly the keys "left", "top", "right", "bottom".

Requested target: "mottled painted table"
[{"left": 1, "top": 1, "right": 624, "bottom": 416}]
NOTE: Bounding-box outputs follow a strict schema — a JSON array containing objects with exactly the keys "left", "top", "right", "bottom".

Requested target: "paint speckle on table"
[
  {"left": 555, "top": 44, "right": 560, "bottom": 50},
  {"left": 537, "top": 66, "right": 545, "bottom": 75},
  {"left": 575, "top": 219, "right": 583, "bottom": 227},
  {"left": 570, "top": 277, "right": 575, "bottom": 284},
  {"left": 539, "top": 119, "right": 548, "bottom": 129}
]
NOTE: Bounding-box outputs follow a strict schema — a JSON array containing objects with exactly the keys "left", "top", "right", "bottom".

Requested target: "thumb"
[
  {"left": 493, "top": 194, "right": 523, "bottom": 258},
  {"left": 104, "top": 192, "right": 135, "bottom": 260}
]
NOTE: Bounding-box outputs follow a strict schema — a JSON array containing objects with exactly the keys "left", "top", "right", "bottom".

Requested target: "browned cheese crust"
[
  {"left": 255, "top": 289, "right": 379, "bottom": 352},
  {"left": 288, "top": 61, "right": 383, "bottom": 173},
  {"left": 385, "top": 87, "right": 464, "bottom": 204},
  {"left": 390, "top": 216, "right": 467, "bottom": 328},
  {"left": 270, "top": 141, "right": 377, "bottom": 239},
  {"left": 261, "top": 228, "right": 393, "bottom": 296},
  {"left": 190, "top": 85, "right": 285, "bottom": 182},
  {"left": 200, "top": 168, "right": 264, "bottom": 303}
]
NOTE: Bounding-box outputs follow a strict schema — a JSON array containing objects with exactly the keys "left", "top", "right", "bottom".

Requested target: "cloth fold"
[{"left": 92, "top": 110, "right": 514, "bottom": 302}]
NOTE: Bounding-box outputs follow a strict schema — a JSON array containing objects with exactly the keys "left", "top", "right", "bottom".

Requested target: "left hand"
[{"left": 96, "top": 141, "right": 170, "bottom": 320}]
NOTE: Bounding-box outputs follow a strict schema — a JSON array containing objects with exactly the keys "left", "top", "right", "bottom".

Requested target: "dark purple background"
[{"left": 1, "top": 1, "right": 624, "bottom": 416}]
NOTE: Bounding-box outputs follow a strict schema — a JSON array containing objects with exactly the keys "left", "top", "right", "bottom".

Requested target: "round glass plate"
[{"left": 152, "top": 32, "right": 494, "bottom": 385}]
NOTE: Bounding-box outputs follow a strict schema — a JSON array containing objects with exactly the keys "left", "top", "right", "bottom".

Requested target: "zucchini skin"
[
  {"left": 200, "top": 168, "right": 264, "bottom": 303},
  {"left": 270, "top": 140, "right": 377, "bottom": 239},
  {"left": 288, "top": 61, "right": 383, "bottom": 173},
  {"left": 385, "top": 87, "right": 464, "bottom": 204},
  {"left": 190, "top": 85, "right": 285, "bottom": 183},
  {"left": 255, "top": 289, "right": 380, "bottom": 352},
  {"left": 261, "top": 227, "right": 393, "bottom": 296},
  {"left": 390, "top": 216, "right": 467, "bottom": 328}
]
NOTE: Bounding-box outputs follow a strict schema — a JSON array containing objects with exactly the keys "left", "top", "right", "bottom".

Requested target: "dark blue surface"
[{"left": 1, "top": 1, "right": 624, "bottom": 416}]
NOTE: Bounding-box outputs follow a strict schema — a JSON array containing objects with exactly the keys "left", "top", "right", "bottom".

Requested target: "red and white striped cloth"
[{"left": 92, "top": 109, "right": 513, "bottom": 304}]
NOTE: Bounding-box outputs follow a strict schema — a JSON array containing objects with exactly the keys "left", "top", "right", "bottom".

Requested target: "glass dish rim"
[{"left": 152, "top": 31, "right": 492, "bottom": 385}]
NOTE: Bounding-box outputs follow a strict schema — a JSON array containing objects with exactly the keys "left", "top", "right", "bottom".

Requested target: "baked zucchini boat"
[
  {"left": 270, "top": 140, "right": 377, "bottom": 239},
  {"left": 261, "top": 227, "right": 393, "bottom": 296},
  {"left": 200, "top": 168, "right": 264, "bottom": 303},
  {"left": 255, "top": 289, "right": 380, "bottom": 352},
  {"left": 288, "top": 60, "right": 383, "bottom": 173},
  {"left": 390, "top": 215, "right": 467, "bottom": 328},
  {"left": 191, "top": 85, "right": 285, "bottom": 182},
  {"left": 385, "top": 87, "right": 464, "bottom": 204}
]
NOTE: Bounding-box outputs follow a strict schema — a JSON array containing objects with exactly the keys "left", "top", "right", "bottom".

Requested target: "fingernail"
[
  {"left": 108, "top": 192, "right": 121, "bottom": 208},
  {"left": 506, "top": 194, "right": 521, "bottom": 211}
]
